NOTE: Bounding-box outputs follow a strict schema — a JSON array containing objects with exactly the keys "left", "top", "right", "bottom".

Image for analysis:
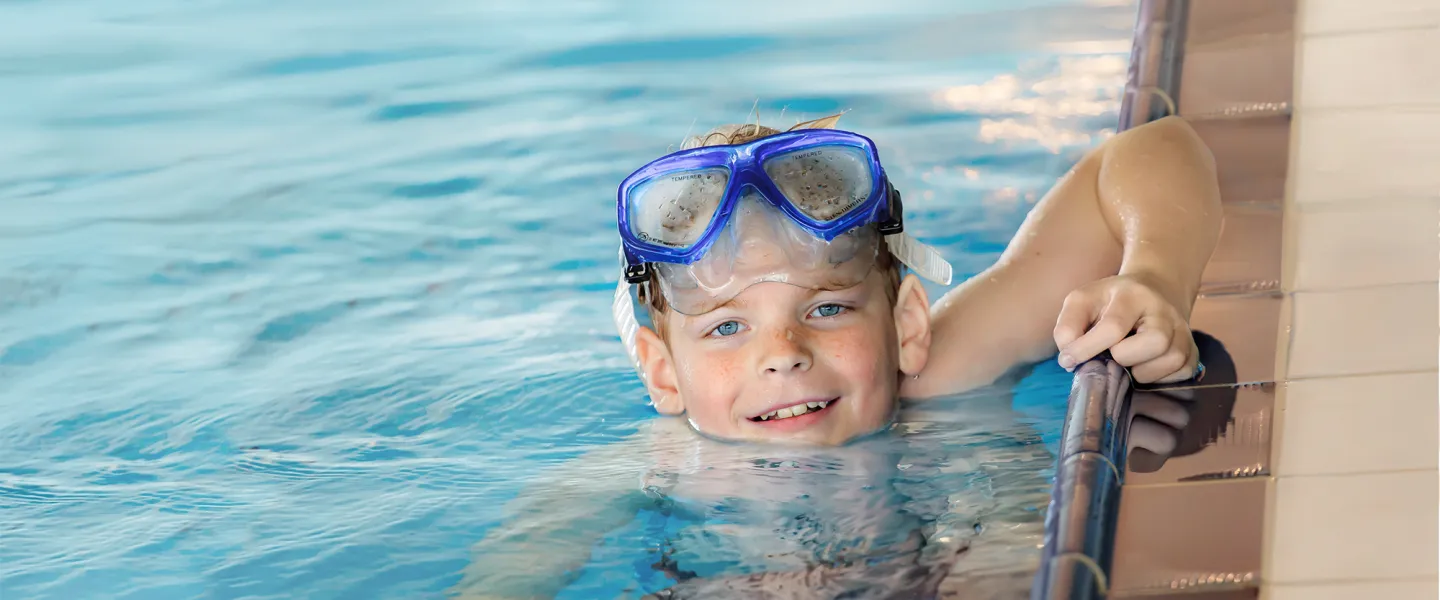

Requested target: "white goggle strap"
[
  {"left": 884, "top": 232, "right": 954, "bottom": 286},
  {"left": 612, "top": 249, "right": 645, "bottom": 379}
]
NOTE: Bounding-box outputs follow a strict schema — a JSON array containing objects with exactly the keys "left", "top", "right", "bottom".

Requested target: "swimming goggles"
[{"left": 612, "top": 129, "right": 954, "bottom": 366}]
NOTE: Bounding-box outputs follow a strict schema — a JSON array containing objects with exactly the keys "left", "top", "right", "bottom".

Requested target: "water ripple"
[{"left": 0, "top": 0, "right": 1133, "bottom": 597}]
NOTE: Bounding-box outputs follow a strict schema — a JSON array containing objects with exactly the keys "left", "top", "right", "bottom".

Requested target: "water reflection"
[{"left": 455, "top": 387, "right": 1060, "bottom": 599}]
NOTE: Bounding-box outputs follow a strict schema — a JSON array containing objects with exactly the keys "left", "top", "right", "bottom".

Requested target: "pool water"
[{"left": 0, "top": 0, "right": 1135, "bottom": 598}]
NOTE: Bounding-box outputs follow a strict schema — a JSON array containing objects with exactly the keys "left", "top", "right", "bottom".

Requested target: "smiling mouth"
[{"left": 750, "top": 399, "right": 838, "bottom": 422}]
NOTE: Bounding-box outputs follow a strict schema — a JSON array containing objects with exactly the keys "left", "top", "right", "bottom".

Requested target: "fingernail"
[{"left": 1058, "top": 354, "right": 1075, "bottom": 370}]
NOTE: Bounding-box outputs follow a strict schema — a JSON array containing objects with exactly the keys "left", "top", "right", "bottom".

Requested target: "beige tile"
[
  {"left": 1291, "top": 108, "right": 1440, "bottom": 204},
  {"left": 1292, "top": 198, "right": 1440, "bottom": 290},
  {"left": 1276, "top": 371, "right": 1439, "bottom": 476},
  {"left": 1267, "top": 579, "right": 1439, "bottom": 600},
  {"left": 1270, "top": 470, "right": 1439, "bottom": 583},
  {"left": 1287, "top": 283, "right": 1438, "bottom": 378},
  {"left": 1301, "top": 0, "right": 1440, "bottom": 36},
  {"left": 1300, "top": 27, "right": 1440, "bottom": 109}
]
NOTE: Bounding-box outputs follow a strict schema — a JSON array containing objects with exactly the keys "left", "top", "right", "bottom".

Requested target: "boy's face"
[{"left": 636, "top": 270, "right": 931, "bottom": 446}]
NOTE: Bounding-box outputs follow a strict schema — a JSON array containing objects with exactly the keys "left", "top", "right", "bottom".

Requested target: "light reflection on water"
[{"left": 0, "top": 0, "right": 1132, "bottom": 598}]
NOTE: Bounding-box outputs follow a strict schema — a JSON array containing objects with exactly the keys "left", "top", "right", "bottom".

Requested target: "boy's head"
[{"left": 621, "top": 117, "right": 940, "bottom": 446}]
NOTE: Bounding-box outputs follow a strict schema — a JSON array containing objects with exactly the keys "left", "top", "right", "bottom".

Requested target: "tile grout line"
[
  {"left": 1268, "top": 574, "right": 1440, "bottom": 586},
  {"left": 1302, "top": 23, "right": 1440, "bottom": 40},
  {"left": 1283, "top": 367, "right": 1439, "bottom": 382},
  {"left": 1277, "top": 467, "right": 1437, "bottom": 480}
]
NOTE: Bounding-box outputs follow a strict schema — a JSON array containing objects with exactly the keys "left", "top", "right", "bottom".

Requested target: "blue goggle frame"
[{"left": 617, "top": 129, "right": 904, "bottom": 284}]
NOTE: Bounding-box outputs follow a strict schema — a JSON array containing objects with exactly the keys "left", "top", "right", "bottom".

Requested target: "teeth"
[{"left": 755, "top": 401, "right": 834, "bottom": 422}]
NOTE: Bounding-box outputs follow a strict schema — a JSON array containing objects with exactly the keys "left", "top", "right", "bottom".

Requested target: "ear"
[
  {"left": 893, "top": 274, "right": 932, "bottom": 378},
  {"left": 634, "top": 325, "right": 685, "bottom": 415}
]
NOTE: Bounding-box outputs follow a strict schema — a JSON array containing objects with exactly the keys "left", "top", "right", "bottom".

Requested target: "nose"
[{"left": 758, "top": 326, "right": 813, "bottom": 376}]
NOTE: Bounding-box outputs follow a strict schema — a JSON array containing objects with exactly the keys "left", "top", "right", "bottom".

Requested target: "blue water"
[{"left": 0, "top": 1, "right": 1135, "bottom": 598}]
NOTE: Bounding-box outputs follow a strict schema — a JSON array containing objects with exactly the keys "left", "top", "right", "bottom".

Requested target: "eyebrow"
[{"left": 713, "top": 295, "right": 749, "bottom": 311}]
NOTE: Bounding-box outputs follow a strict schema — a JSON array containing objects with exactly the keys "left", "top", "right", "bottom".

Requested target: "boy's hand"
[{"left": 1052, "top": 274, "right": 1199, "bottom": 384}]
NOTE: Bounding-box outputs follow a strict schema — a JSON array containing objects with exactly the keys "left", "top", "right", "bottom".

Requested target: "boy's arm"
[
  {"left": 906, "top": 116, "right": 1222, "bottom": 398},
  {"left": 451, "top": 436, "right": 652, "bottom": 600}
]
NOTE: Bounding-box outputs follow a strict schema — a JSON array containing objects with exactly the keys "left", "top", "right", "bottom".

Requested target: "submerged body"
[
  {"left": 460, "top": 116, "right": 1223, "bottom": 597},
  {"left": 460, "top": 391, "right": 1057, "bottom": 599}
]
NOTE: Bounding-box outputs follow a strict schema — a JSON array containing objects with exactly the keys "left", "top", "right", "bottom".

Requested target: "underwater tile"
[
  {"left": 1110, "top": 479, "right": 1267, "bottom": 596},
  {"left": 1126, "top": 383, "right": 1274, "bottom": 485}
]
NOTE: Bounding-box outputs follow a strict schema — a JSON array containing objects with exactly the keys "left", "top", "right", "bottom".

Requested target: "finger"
[
  {"left": 1108, "top": 320, "right": 1173, "bottom": 367},
  {"left": 1131, "top": 392, "right": 1192, "bottom": 430},
  {"left": 1058, "top": 301, "right": 1142, "bottom": 369},
  {"left": 1053, "top": 289, "right": 1099, "bottom": 350},
  {"left": 1131, "top": 328, "right": 1197, "bottom": 383},
  {"left": 1128, "top": 416, "right": 1179, "bottom": 457}
]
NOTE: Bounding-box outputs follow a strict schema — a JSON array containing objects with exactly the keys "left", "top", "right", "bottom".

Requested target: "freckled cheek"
[
  {"left": 818, "top": 329, "right": 890, "bottom": 387},
  {"left": 677, "top": 350, "right": 746, "bottom": 420}
]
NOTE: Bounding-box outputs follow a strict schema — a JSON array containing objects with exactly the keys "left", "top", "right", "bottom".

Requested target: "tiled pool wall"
[{"left": 1039, "top": 1, "right": 1439, "bottom": 598}]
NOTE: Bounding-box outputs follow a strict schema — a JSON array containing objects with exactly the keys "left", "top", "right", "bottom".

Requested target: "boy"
[{"left": 457, "top": 114, "right": 1221, "bottom": 598}]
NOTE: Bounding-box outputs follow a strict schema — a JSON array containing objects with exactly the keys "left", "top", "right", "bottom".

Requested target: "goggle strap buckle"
[
  {"left": 877, "top": 182, "right": 904, "bottom": 235},
  {"left": 624, "top": 260, "right": 651, "bottom": 284}
]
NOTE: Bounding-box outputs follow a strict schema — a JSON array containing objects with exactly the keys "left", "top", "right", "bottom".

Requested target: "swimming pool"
[{"left": 0, "top": 0, "right": 1135, "bottom": 597}]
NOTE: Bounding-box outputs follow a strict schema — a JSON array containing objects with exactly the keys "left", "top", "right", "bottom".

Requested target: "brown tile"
[
  {"left": 1183, "top": 293, "right": 1284, "bottom": 387},
  {"left": 1266, "top": 579, "right": 1439, "bottom": 600},
  {"left": 1291, "top": 198, "right": 1440, "bottom": 290},
  {"left": 1127, "top": 384, "right": 1274, "bottom": 485},
  {"left": 1300, "top": 28, "right": 1440, "bottom": 109},
  {"left": 1115, "top": 589, "right": 1258, "bottom": 599},
  {"left": 1189, "top": 116, "right": 1290, "bottom": 205},
  {"left": 1292, "top": 108, "right": 1440, "bottom": 204},
  {"left": 1270, "top": 470, "right": 1439, "bottom": 582},
  {"left": 1276, "top": 371, "right": 1438, "bottom": 476},
  {"left": 1111, "top": 479, "right": 1267, "bottom": 596},
  {"left": 1286, "top": 283, "right": 1438, "bottom": 379},
  {"left": 1202, "top": 203, "right": 1282, "bottom": 294},
  {"left": 1185, "top": 0, "right": 1296, "bottom": 47},
  {"left": 1180, "top": 38, "right": 1294, "bottom": 119},
  {"left": 1300, "top": 0, "right": 1440, "bottom": 36}
]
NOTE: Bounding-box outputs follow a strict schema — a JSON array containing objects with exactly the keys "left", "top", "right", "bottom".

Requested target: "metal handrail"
[
  {"left": 1031, "top": 358, "right": 1133, "bottom": 599},
  {"left": 1031, "top": 1, "right": 1188, "bottom": 598}
]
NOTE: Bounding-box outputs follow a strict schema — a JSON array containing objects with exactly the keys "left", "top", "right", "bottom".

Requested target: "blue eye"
[
  {"left": 810, "top": 304, "right": 847, "bottom": 318},
  {"left": 709, "top": 321, "right": 743, "bottom": 337}
]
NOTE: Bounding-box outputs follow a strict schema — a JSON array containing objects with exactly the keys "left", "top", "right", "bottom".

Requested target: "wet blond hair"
[{"left": 641, "top": 113, "right": 902, "bottom": 339}]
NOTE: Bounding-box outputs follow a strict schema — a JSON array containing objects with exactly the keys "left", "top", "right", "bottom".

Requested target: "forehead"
[{"left": 671, "top": 275, "right": 887, "bottom": 323}]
